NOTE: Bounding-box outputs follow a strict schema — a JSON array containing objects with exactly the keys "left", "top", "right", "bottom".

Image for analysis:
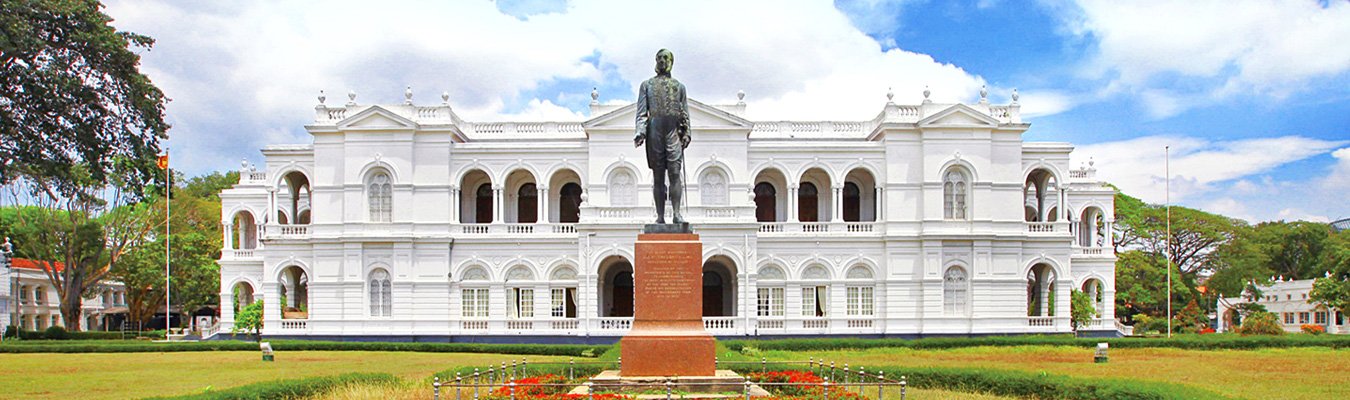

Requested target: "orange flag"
[{"left": 157, "top": 155, "right": 169, "bottom": 169}]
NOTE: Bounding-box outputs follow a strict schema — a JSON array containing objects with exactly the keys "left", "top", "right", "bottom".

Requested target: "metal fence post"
[
  {"left": 743, "top": 378, "right": 752, "bottom": 400},
  {"left": 512, "top": 360, "right": 518, "bottom": 381},
  {"left": 509, "top": 382, "right": 516, "bottom": 400},
  {"left": 522, "top": 358, "right": 528, "bottom": 376},
  {"left": 618, "top": 356, "right": 622, "bottom": 370},
  {"left": 715, "top": 357, "right": 719, "bottom": 370},
  {"left": 830, "top": 362, "right": 836, "bottom": 382},
  {"left": 762, "top": 357, "right": 767, "bottom": 373},
  {"left": 901, "top": 375, "right": 907, "bottom": 400},
  {"left": 456, "top": 372, "right": 463, "bottom": 400},
  {"left": 585, "top": 382, "right": 595, "bottom": 400},
  {"left": 858, "top": 366, "right": 865, "bottom": 392},
  {"left": 473, "top": 370, "right": 480, "bottom": 400},
  {"left": 569, "top": 358, "right": 576, "bottom": 380},
  {"left": 822, "top": 377, "right": 831, "bottom": 400},
  {"left": 488, "top": 367, "right": 495, "bottom": 387},
  {"left": 434, "top": 376, "right": 442, "bottom": 400},
  {"left": 665, "top": 379, "right": 673, "bottom": 400},
  {"left": 877, "top": 371, "right": 885, "bottom": 400},
  {"left": 843, "top": 364, "right": 850, "bottom": 384}
]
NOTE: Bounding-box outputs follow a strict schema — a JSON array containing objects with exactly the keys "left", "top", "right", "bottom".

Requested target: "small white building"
[
  {"left": 1217, "top": 278, "right": 1346, "bottom": 334},
  {"left": 214, "top": 87, "right": 1120, "bottom": 341},
  {"left": 4, "top": 258, "right": 128, "bottom": 332}
]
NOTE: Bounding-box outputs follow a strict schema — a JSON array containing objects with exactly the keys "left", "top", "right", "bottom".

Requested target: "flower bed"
[{"left": 746, "top": 370, "right": 865, "bottom": 400}]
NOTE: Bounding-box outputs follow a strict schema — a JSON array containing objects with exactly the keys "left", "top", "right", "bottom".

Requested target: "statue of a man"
[{"left": 634, "top": 49, "right": 691, "bottom": 225}]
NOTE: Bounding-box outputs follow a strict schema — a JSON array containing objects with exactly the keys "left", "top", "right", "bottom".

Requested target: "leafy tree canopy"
[{"left": 0, "top": 0, "right": 168, "bottom": 193}]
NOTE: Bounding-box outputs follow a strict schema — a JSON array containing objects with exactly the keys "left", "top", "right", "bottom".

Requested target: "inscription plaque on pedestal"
[{"left": 619, "top": 232, "right": 715, "bottom": 376}]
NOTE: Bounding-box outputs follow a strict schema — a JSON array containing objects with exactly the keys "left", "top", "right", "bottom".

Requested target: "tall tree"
[
  {"left": 1111, "top": 190, "right": 1243, "bottom": 303},
  {"left": 1311, "top": 230, "right": 1350, "bottom": 313},
  {"left": 0, "top": 0, "right": 168, "bottom": 192},
  {"left": 4, "top": 170, "right": 159, "bottom": 330}
]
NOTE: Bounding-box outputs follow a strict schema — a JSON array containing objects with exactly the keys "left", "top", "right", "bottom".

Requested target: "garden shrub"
[
  {"left": 43, "top": 326, "right": 68, "bottom": 340},
  {"left": 1300, "top": 324, "right": 1325, "bottom": 335},
  {"left": 1237, "top": 311, "right": 1285, "bottom": 336},
  {"left": 0, "top": 339, "right": 610, "bottom": 356},
  {"left": 146, "top": 372, "right": 397, "bottom": 400},
  {"left": 722, "top": 332, "right": 1350, "bottom": 352}
]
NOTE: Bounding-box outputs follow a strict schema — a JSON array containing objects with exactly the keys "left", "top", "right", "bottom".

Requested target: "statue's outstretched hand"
[{"left": 634, "top": 134, "right": 644, "bottom": 148}]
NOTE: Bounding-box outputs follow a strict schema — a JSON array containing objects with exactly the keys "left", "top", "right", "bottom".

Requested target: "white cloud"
[
  {"left": 103, "top": 0, "right": 989, "bottom": 174},
  {"left": 1054, "top": 0, "right": 1350, "bottom": 116},
  {"left": 1072, "top": 135, "right": 1346, "bottom": 203},
  {"left": 1322, "top": 147, "right": 1350, "bottom": 191},
  {"left": 1016, "top": 90, "right": 1077, "bottom": 118}
]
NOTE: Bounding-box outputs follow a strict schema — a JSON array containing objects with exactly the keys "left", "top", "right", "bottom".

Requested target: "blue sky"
[{"left": 102, "top": 0, "right": 1349, "bottom": 223}]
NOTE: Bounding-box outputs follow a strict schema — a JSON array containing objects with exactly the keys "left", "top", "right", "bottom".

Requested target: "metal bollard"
[
  {"left": 456, "top": 372, "right": 463, "bottom": 400},
  {"left": 569, "top": 358, "right": 576, "bottom": 380},
  {"left": 900, "top": 375, "right": 907, "bottom": 400},
  {"left": 473, "top": 370, "right": 481, "bottom": 400},
  {"left": 877, "top": 371, "right": 885, "bottom": 400},
  {"left": 585, "top": 382, "right": 595, "bottom": 400},
  {"left": 665, "top": 379, "right": 673, "bottom": 400},
  {"left": 434, "top": 376, "right": 442, "bottom": 400},
  {"left": 509, "top": 382, "right": 516, "bottom": 400}
]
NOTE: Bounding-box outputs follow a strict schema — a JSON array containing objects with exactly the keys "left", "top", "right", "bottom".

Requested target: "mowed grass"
[
  {"left": 777, "top": 345, "right": 1349, "bottom": 400},
  {"left": 0, "top": 350, "right": 567, "bottom": 399},
  {"left": 310, "top": 380, "right": 1015, "bottom": 400}
]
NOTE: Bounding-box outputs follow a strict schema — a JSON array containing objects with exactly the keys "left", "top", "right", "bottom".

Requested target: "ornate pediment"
[
  {"left": 916, "top": 104, "right": 1000, "bottom": 128},
  {"left": 583, "top": 99, "right": 752, "bottom": 131},
  {"left": 336, "top": 106, "right": 418, "bottom": 130}
]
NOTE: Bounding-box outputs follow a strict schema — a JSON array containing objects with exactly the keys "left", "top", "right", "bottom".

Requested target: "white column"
[
  {"left": 831, "top": 185, "right": 842, "bottom": 222},
  {"left": 788, "top": 186, "right": 799, "bottom": 222},
  {"left": 267, "top": 189, "right": 277, "bottom": 224},
  {"left": 493, "top": 186, "right": 504, "bottom": 223},
  {"left": 873, "top": 186, "right": 883, "bottom": 222},
  {"left": 450, "top": 186, "right": 460, "bottom": 223},
  {"left": 1105, "top": 219, "right": 1115, "bottom": 248},
  {"left": 223, "top": 224, "right": 234, "bottom": 251},
  {"left": 1039, "top": 277, "right": 1051, "bottom": 316},
  {"left": 1058, "top": 188, "right": 1066, "bottom": 222},
  {"left": 537, "top": 186, "right": 548, "bottom": 224}
]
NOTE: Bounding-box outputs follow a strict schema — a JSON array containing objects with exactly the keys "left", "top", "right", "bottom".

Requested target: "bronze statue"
[{"left": 634, "top": 49, "right": 691, "bottom": 225}]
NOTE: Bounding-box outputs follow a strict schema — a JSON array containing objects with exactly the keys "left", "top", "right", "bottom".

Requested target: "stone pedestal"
[{"left": 620, "top": 232, "right": 715, "bottom": 377}]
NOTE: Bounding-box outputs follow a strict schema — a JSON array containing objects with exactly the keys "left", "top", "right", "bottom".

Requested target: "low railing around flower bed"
[{"left": 432, "top": 357, "right": 910, "bottom": 400}]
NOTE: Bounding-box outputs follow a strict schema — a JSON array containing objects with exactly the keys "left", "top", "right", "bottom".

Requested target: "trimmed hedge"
[
  {"left": 722, "top": 333, "right": 1350, "bottom": 352},
  {"left": 4, "top": 329, "right": 164, "bottom": 340},
  {"left": 734, "top": 363, "right": 1231, "bottom": 400},
  {"left": 145, "top": 372, "right": 397, "bottom": 400},
  {"left": 0, "top": 339, "right": 609, "bottom": 356}
]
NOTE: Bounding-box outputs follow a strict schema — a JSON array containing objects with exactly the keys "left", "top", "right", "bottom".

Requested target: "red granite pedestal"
[{"left": 619, "top": 233, "right": 716, "bottom": 377}]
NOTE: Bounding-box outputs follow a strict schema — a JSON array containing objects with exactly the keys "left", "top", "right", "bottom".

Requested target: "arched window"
[
  {"left": 944, "top": 266, "right": 968, "bottom": 315},
  {"left": 368, "top": 171, "right": 392, "bottom": 222},
  {"left": 754, "top": 182, "right": 777, "bottom": 222},
  {"left": 369, "top": 269, "right": 392, "bottom": 317},
  {"left": 518, "top": 183, "right": 538, "bottom": 223},
  {"left": 559, "top": 183, "right": 583, "bottom": 223},
  {"left": 475, "top": 183, "right": 493, "bottom": 223},
  {"left": 798, "top": 182, "right": 819, "bottom": 222},
  {"left": 943, "top": 169, "right": 969, "bottom": 220},
  {"left": 610, "top": 170, "right": 636, "bottom": 206},
  {"left": 701, "top": 170, "right": 728, "bottom": 206}
]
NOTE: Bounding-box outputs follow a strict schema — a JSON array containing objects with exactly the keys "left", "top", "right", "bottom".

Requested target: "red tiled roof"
[{"left": 11, "top": 258, "right": 65, "bottom": 273}]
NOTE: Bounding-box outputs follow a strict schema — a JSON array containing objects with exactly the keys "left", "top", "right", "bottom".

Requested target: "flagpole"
[
  {"left": 1165, "top": 145, "right": 1172, "bottom": 338},
  {"left": 165, "top": 148, "right": 171, "bottom": 334}
]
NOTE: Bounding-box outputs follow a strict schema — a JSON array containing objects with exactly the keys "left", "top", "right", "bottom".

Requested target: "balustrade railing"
[
  {"left": 703, "top": 317, "right": 738, "bottom": 331},
  {"left": 506, "top": 320, "right": 533, "bottom": 330},
  {"left": 1075, "top": 246, "right": 1108, "bottom": 256},
  {"left": 702, "top": 207, "right": 737, "bottom": 218},
  {"left": 846, "top": 319, "right": 873, "bottom": 328},
  {"left": 1026, "top": 222, "right": 1058, "bottom": 233},
  {"left": 549, "top": 320, "right": 579, "bottom": 330},
  {"left": 595, "top": 317, "right": 632, "bottom": 331},
  {"left": 803, "top": 319, "right": 830, "bottom": 329},
  {"left": 461, "top": 320, "right": 489, "bottom": 330},
  {"left": 756, "top": 319, "right": 785, "bottom": 330},
  {"left": 225, "top": 249, "right": 259, "bottom": 260},
  {"left": 279, "top": 320, "right": 308, "bottom": 330},
  {"left": 758, "top": 222, "right": 880, "bottom": 234},
  {"left": 263, "top": 224, "right": 310, "bottom": 239},
  {"left": 1028, "top": 316, "right": 1054, "bottom": 327}
]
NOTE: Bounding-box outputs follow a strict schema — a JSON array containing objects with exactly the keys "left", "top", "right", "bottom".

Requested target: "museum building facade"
[{"left": 213, "top": 88, "right": 1120, "bottom": 340}]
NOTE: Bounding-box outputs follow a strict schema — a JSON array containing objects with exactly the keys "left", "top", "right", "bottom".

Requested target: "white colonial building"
[
  {"left": 1217, "top": 278, "right": 1347, "bottom": 334},
  {"left": 214, "top": 87, "right": 1119, "bottom": 341}
]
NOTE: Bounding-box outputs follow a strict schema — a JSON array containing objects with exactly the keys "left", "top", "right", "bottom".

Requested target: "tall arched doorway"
[
  {"left": 754, "top": 182, "right": 777, "bottom": 222},
  {"left": 702, "top": 257, "right": 738, "bottom": 317},
  {"left": 598, "top": 256, "right": 634, "bottom": 317}
]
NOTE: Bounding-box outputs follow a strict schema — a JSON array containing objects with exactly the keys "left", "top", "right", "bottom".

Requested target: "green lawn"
[
  {"left": 1, "top": 344, "right": 1345, "bottom": 399},
  {"left": 774, "top": 345, "right": 1350, "bottom": 400}
]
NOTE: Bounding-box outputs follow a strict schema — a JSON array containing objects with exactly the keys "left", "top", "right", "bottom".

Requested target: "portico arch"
[
  {"left": 597, "top": 256, "right": 634, "bottom": 317},
  {"left": 702, "top": 255, "right": 738, "bottom": 317}
]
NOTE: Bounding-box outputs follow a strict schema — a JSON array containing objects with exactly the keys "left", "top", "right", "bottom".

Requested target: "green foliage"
[
  {"left": 42, "top": 326, "right": 68, "bottom": 340},
  {"left": 1114, "top": 250, "right": 1186, "bottom": 320},
  {"left": 740, "top": 363, "right": 1231, "bottom": 400},
  {"left": 1174, "top": 299, "right": 1207, "bottom": 333},
  {"left": 1311, "top": 230, "right": 1350, "bottom": 312},
  {"left": 1237, "top": 311, "right": 1285, "bottom": 336},
  {"left": 231, "top": 300, "right": 264, "bottom": 341},
  {"left": 0, "top": 0, "right": 168, "bottom": 191},
  {"left": 144, "top": 372, "right": 397, "bottom": 400},
  {"left": 1070, "top": 289, "right": 1096, "bottom": 331},
  {"left": 4, "top": 329, "right": 160, "bottom": 340}
]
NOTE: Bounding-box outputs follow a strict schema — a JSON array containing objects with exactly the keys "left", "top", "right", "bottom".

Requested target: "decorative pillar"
[
  {"left": 1039, "top": 276, "right": 1051, "bottom": 316},
  {"left": 1058, "top": 188, "right": 1066, "bottom": 222},
  {"left": 788, "top": 185, "right": 799, "bottom": 223},
  {"left": 537, "top": 186, "right": 548, "bottom": 224},
  {"left": 450, "top": 186, "right": 460, "bottom": 223},
  {"left": 831, "top": 185, "right": 842, "bottom": 222},
  {"left": 223, "top": 224, "right": 234, "bottom": 251},
  {"left": 493, "top": 186, "right": 504, "bottom": 223},
  {"left": 874, "top": 186, "right": 883, "bottom": 222},
  {"left": 267, "top": 188, "right": 277, "bottom": 224},
  {"left": 1105, "top": 219, "right": 1115, "bottom": 248}
]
